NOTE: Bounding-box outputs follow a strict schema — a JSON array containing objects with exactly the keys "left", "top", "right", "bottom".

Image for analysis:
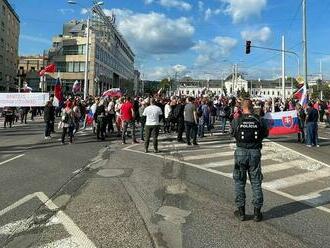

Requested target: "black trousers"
[
  {"left": 185, "top": 121, "right": 197, "bottom": 144},
  {"left": 145, "top": 125, "right": 160, "bottom": 150},
  {"left": 97, "top": 117, "right": 106, "bottom": 140},
  {"left": 107, "top": 114, "right": 115, "bottom": 132},
  {"left": 45, "top": 121, "right": 52, "bottom": 137},
  {"left": 177, "top": 120, "right": 185, "bottom": 141},
  {"left": 62, "top": 125, "right": 74, "bottom": 143}
]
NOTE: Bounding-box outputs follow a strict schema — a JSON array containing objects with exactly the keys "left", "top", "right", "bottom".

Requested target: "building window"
[
  {"left": 2, "top": 5, "right": 5, "bottom": 15},
  {"left": 67, "top": 62, "right": 74, "bottom": 72},
  {"left": 73, "top": 62, "right": 80, "bottom": 72},
  {"left": 63, "top": 44, "right": 85, "bottom": 55},
  {"left": 0, "top": 72, "right": 2, "bottom": 81},
  {"left": 1, "top": 21, "right": 4, "bottom": 32},
  {"left": 79, "top": 62, "right": 85, "bottom": 72},
  {"left": 55, "top": 62, "right": 66, "bottom": 72},
  {"left": 0, "top": 55, "right": 3, "bottom": 64}
]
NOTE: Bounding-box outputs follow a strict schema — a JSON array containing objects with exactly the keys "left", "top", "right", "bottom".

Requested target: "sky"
[{"left": 8, "top": 0, "right": 330, "bottom": 80}]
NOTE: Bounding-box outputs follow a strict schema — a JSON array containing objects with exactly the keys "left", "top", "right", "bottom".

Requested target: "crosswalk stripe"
[
  {"left": 183, "top": 151, "right": 235, "bottom": 161},
  {"left": 296, "top": 187, "right": 330, "bottom": 206},
  {"left": 263, "top": 167, "right": 330, "bottom": 190},
  {"left": 37, "top": 237, "right": 81, "bottom": 248},
  {"left": 262, "top": 160, "right": 305, "bottom": 174},
  {"left": 160, "top": 139, "right": 234, "bottom": 146},
  {"left": 201, "top": 153, "right": 277, "bottom": 168},
  {"left": 165, "top": 144, "right": 232, "bottom": 154}
]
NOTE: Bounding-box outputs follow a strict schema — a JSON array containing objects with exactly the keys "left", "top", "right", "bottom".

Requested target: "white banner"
[{"left": 0, "top": 93, "right": 50, "bottom": 107}]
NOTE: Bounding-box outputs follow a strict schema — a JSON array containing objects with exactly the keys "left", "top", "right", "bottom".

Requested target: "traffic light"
[{"left": 246, "top": 40, "right": 251, "bottom": 54}]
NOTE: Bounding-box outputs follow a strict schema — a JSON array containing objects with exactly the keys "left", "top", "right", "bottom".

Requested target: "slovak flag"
[
  {"left": 293, "top": 84, "right": 308, "bottom": 107},
  {"left": 72, "top": 80, "right": 81, "bottom": 94},
  {"left": 53, "top": 77, "right": 63, "bottom": 107},
  {"left": 264, "top": 110, "right": 300, "bottom": 136},
  {"left": 86, "top": 110, "right": 94, "bottom": 126}
]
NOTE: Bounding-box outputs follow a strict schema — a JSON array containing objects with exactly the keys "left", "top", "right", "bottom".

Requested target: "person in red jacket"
[{"left": 120, "top": 96, "right": 138, "bottom": 144}]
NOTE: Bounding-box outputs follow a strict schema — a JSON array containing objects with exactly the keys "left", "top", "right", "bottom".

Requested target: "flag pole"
[{"left": 303, "top": 0, "right": 308, "bottom": 89}]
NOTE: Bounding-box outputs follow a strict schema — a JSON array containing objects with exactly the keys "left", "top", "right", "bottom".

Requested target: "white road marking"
[
  {"left": 160, "top": 140, "right": 234, "bottom": 148},
  {"left": 37, "top": 237, "right": 80, "bottom": 248},
  {"left": 263, "top": 167, "right": 330, "bottom": 190},
  {"left": 124, "top": 142, "right": 330, "bottom": 215},
  {"left": 0, "top": 216, "right": 57, "bottom": 235},
  {"left": 0, "top": 192, "right": 96, "bottom": 248},
  {"left": 262, "top": 160, "right": 309, "bottom": 174},
  {"left": 295, "top": 187, "right": 330, "bottom": 206},
  {"left": 201, "top": 153, "right": 276, "bottom": 168},
  {"left": 0, "top": 154, "right": 25, "bottom": 166},
  {"left": 267, "top": 139, "right": 330, "bottom": 168},
  {"left": 183, "top": 151, "right": 235, "bottom": 161}
]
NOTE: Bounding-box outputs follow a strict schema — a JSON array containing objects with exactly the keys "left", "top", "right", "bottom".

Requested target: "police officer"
[{"left": 231, "top": 99, "right": 269, "bottom": 222}]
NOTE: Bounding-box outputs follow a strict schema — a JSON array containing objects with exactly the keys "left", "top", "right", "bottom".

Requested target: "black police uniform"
[{"left": 231, "top": 113, "right": 269, "bottom": 221}]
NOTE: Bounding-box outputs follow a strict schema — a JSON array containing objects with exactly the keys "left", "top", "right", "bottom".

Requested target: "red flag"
[
  {"left": 39, "top": 64, "right": 56, "bottom": 76},
  {"left": 54, "top": 77, "right": 63, "bottom": 107}
]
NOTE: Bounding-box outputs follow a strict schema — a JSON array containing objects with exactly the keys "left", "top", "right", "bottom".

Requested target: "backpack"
[{"left": 235, "top": 115, "right": 262, "bottom": 143}]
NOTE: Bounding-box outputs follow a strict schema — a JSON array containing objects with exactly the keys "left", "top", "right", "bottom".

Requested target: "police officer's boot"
[
  {"left": 234, "top": 206, "right": 246, "bottom": 221},
  {"left": 254, "top": 207, "right": 263, "bottom": 222}
]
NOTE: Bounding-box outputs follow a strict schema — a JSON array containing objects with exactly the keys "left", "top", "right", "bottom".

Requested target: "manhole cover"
[{"left": 97, "top": 169, "right": 125, "bottom": 177}]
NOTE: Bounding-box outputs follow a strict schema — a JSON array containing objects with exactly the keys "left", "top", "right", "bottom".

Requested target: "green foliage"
[
  {"left": 237, "top": 88, "right": 250, "bottom": 98},
  {"left": 160, "top": 78, "right": 171, "bottom": 90},
  {"left": 311, "top": 83, "right": 330, "bottom": 100},
  {"left": 223, "top": 86, "right": 227, "bottom": 96}
]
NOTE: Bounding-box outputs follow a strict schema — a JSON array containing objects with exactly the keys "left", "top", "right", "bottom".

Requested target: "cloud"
[
  {"left": 143, "top": 0, "right": 191, "bottom": 11},
  {"left": 110, "top": 9, "right": 195, "bottom": 55},
  {"left": 20, "top": 34, "right": 51, "bottom": 45},
  {"left": 81, "top": 8, "right": 88, "bottom": 15},
  {"left": 204, "top": 8, "right": 222, "bottom": 21},
  {"left": 221, "top": 0, "right": 267, "bottom": 23},
  {"left": 241, "top": 26, "right": 272, "bottom": 43},
  {"left": 192, "top": 36, "right": 237, "bottom": 66},
  {"left": 198, "top": 1, "right": 204, "bottom": 12},
  {"left": 144, "top": 64, "right": 189, "bottom": 80},
  {"left": 159, "top": 0, "right": 192, "bottom": 11},
  {"left": 57, "top": 8, "right": 74, "bottom": 15}
]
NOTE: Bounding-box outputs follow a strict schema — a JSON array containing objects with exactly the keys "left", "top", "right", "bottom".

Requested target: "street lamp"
[{"left": 68, "top": 0, "right": 104, "bottom": 99}]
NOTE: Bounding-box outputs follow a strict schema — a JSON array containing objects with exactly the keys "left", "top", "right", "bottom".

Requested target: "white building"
[{"left": 177, "top": 75, "right": 298, "bottom": 99}]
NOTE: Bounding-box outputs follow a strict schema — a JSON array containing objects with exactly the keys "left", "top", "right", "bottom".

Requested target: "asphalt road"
[
  {"left": 0, "top": 119, "right": 111, "bottom": 247},
  {"left": 0, "top": 118, "right": 330, "bottom": 247}
]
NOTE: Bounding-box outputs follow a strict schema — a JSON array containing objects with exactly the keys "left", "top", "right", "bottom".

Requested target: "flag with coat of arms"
[{"left": 263, "top": 110, "right": 300, "bottom": 136}]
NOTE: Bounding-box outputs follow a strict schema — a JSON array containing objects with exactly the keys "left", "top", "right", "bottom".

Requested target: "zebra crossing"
[
  {"left": 0, "top": 192, "right": 96, "bottom": 248},
  {"left": 125, "top": 134, "right": 330, "bottom": 213}
]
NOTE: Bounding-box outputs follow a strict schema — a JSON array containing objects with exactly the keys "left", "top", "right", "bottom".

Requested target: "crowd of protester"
[{"left": 1, "top": 94, "right": 330, "bottom": 148}]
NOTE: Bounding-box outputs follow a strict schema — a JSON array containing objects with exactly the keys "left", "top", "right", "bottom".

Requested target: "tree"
[
  {"left": 240, "top": 88, "right": 250, "bottom": 98},
  {"left": 223, "top": 86, "right": 227, "bottom": 96},
  {"left": 311, "top": 83, "right": 330, "bottom": 100},
  {"left": 160, "top": 78, "right": 171, "bottom": 90}
]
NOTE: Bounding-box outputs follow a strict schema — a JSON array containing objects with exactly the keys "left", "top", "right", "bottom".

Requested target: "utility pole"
[
  {"left": 320, "top": 59, "right": 323, "bottom": 80},
  {"left": 282, "top": 35, "right": 286, "bottom": 102},
  {"left": 303, "top": 0, "right": 308, "bottom": 88},
  {"left": 84, "top": 18, "right": 90, "bottom": 100}
]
